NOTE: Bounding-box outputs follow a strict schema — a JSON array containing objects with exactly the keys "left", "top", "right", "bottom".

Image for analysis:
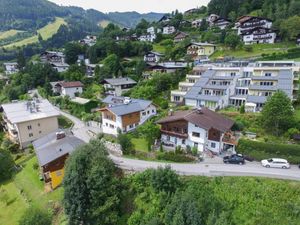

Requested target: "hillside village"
[{"left": 1, "top": 0, "right": 300, "bottom": 225}]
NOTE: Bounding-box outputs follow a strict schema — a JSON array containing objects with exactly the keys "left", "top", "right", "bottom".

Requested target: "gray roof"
[
  {"left": 102, "top": 95, "right": 127, "bottom": 105},
  {"left": 247, "top": 95, "right": 268, "bottom": 104},
  {"left": 1, "top": 99, "right": 60, "bottom": 124},
  {"left": 249, "top": 85, "right": 278, "bottom": 91},
  {"left": 33, "top": 130, "right": 84, "bottom": 166},
  {"left": 103, "top": 97, "right": 153, "bottom": 116},
  {"left": 103, "top": 77, "right": 137, "bottom": 86}
]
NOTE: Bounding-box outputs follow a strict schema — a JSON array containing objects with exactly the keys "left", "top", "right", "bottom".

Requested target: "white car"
[{"left": 261, "top": 158, "right": 290, "bottom": 169}]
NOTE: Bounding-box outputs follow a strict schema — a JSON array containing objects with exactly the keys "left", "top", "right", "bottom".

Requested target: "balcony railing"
[{"left": 161, "top": 130, "right": 188, "bottom": 138}]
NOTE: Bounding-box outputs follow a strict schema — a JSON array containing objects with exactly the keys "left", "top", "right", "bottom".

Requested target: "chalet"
[
  {"left": 40, "top": 51, "right": 65, "bottom": 64},
  {"left": 144, "top": 51, "right": 164, "bottom": 63},
  {"left": 163, "top": 25, "right": 176, "bottom": 35},
  {"left": 212, "top": 18, "right": 231, "bottom": 30},
  {"left": 100, "top": 96, "right": 157, "bottom": 135},
  {"left": 101, "top": 77, "right": 137, "bottom": 96},
  {"left": 157, "top": 108, "right": 236, "bottom": 153},
  {"left": 235, "top": 16, "right": 273, "bottom": 35},
  {"left": 241, "top": 27, "right": 277, "bottom": 45},
  {"left": 186, "top": 42, "right": 216, "bottom": 59},
  {"left": 174, "top": 32, "right": 189, "bottom": 43},
  {"left": 34, "top": 130, "right": 84, "bottom": 189},
  {"left": 138, "top": 33, "right": 156, "bottom": 42},
  {"left": 3, "top": 62, "right": 19, "bottom": 75},
  {"left": 206, "top": 14, "right": 220, "bottom": 25},
  {"left": 50, "top": 62, "right": 69, "bottom": 73},
  {"left": 51, "top": 81, "right": 83, "bottom": 98},
  {"left": 79, "top": 35, "right": 97, "bottom": 46}
]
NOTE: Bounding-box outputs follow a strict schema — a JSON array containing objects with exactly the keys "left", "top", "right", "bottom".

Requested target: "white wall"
[{"left": 62, "top": 87, "right": 83, "bottom": 98}]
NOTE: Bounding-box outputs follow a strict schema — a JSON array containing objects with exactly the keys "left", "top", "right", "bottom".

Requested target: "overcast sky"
[{"left": 48, "top": 0, "right": 210, "bottom": 13}]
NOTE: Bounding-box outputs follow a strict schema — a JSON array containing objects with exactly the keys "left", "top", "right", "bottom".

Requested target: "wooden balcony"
[{"left": 161, "top": 129, "right": 188, "bottom": 139}]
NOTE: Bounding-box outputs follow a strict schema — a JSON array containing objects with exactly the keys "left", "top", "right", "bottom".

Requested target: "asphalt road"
[{"left": 58, "top": 106, "right": 300, "bottom": 181}]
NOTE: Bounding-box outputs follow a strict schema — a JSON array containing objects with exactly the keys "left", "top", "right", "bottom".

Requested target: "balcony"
[
  {"left": 171, "top": 90, "right": 186, "bottom": 97},
  {"left": 161, "top": 129, "right": 188, "bottom": 139},
  {"left": 222, "top": 132, "right": 238, "bottom": 146}
]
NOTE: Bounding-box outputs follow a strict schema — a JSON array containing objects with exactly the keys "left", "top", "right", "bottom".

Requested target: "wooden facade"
[
  {"left": 42, "top": 154, "right": 69, "bottom": 183},
  {"left": 122, "top": 112, "right": 140, "bottom": 128},
  {"left": 208, "top": 127, "right": 221, "bottom": 142}
]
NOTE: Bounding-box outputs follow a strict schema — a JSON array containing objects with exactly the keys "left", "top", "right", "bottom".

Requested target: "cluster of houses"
[{"left": 171, "top": 60, "right": 300, "bottom": 112}]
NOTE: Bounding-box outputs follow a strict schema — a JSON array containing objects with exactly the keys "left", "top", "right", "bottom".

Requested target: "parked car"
[
  {"left": 223, "top": 154, "right": 245, "bottom": 165},
  {"left": 261, "top": 158, "right": 290, "bottom": 169}
]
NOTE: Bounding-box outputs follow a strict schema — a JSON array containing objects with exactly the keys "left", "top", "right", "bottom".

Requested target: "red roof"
[{"left": 60, "top": 81, "right": 84, "bottom": 88}]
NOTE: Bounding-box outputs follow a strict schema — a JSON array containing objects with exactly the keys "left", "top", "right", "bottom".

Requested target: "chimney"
[
  {"left": 56, "top": 131, "right": 66, "bottom": 140},
  {"left": 124, "top": 97, "right": 131, "bottom": 105}
]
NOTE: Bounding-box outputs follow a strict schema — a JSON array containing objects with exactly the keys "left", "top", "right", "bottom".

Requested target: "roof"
[
  {"left": 157, "top": 108, "right": 234, "bottom": 132},
  {"left": 1, "top": 99, "right": 60, "bottom": 124},
  {"left": 102, "top": 77, "right": 137, "bottom": 86},
  {"left": 237, "top": 16, "right": 272, "bottom": 24},
  {"left": 33, "top": 130, "right": 84, "bottom": 166},
  {"left": 188, "top": 42, "right": 216, "bottom": 47},
  {"left": 60, "top": 81, "right": 84, "bottom": 88},
  {"left": 71, "top": 97, "right": 91, "bottom": 105},
  {"left": 50, "top": 62, "right": 69, "bottom": 67},
  {"left": 146, "top": 51, "right": 164, "bottom": 56},
  {"left": 174, "top": 32, "right": 189, "bottom": 39},
  {"left": 101, "top": 97, "right": 153, "bottom": 116},
  {"left": 4, "top": 62, "right": 18, "bottom": 66}
]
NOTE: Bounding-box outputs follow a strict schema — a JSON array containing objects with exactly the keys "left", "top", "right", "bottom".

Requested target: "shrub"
[
  {"left": 186, "top": 145, "right": 192, "bottom": 154},
  {"left": 156, "top": 152, "right": 195, "bottom": 163},
  {"left": 192, "top": 147, "right": 198, "bottom": 156},
  {"left": 237, "top": 139, "right": 300, "bottom": 163},
  {"left": 118, "top": 134, "right": 134, "bottom": 155},
  {"left": 285, "top": 128, "right": 300, "bottom": 139},
  {"left": 175, "top": 145, "right": 183, "bottom": 154},
  {"left": 19, "top": 206, "right": 52, "bottom": 225},
  {"left": 32, "top": 163, "right": 39, "bottom": 170}
]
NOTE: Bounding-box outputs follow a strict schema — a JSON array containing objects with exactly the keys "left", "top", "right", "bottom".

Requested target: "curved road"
[{"left": 59, "top": 108, "right": 300, "bottom": 181}]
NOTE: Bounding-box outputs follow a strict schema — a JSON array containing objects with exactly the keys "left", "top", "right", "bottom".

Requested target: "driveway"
[{"left": 57, "top": 106, "right": 300, "bottom": 181}]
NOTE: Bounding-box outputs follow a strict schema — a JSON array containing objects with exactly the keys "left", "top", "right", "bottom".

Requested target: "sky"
[{"left": 48, "top": 0, "right": 210, "bottom": 13}]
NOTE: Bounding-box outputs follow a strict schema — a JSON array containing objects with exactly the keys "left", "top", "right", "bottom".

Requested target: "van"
[{"left": 261, "top": 158, "right": 290, "bottom": 169}]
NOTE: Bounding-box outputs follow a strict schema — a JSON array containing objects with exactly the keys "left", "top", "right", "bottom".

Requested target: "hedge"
[
  {"left": 156, "top": 152, "right": 195, "bottom": 163},
  {"left": 237, "top": 139, "right": 300, "bottom": 164}
]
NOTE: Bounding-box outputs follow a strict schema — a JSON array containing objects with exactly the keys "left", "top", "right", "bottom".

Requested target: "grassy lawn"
[
  {"left": 212, "top": 42, "right": 296, "bottom": 59},
  {"left": 0, "top": 29, "right": 23, "bottom": 40},
  {"left": 153, "top": 43, "right": 167, "bottom": 54},
  {"left": 131, "top": 138, "right": 148, "bottom": 152},
  {"left": 0, "top": 156, "right": 64, "bottom": 225},
  {"left": 58, "top": 116, "right": 74, "bottom": 129},
  {"left": 3, "top": 17, "right": 66, "bottom": 49}
]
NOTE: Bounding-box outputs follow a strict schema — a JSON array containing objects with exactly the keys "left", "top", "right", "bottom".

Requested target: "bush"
[
  {"left": 156, "top": 152, "right": 195, "bottom": 163},
  {"left": 118, "top": 134, "right": 134, "bottom": 155},
  {"left": 237, "top": 139, "right": 300, "bottom": 163},
  {"left": 19, "top": 206, "right": 52, "bottom": 225},
  {"left": 192, "top": 147, "right": 198, "bottom": 156}
]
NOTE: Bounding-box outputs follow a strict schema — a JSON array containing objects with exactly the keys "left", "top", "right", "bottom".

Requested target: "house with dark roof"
[
  {"left": 51, "top": 81, "right": 83, "bottom": 98},
  {"left": 157, "top": 108, "right": 236, "bottom": 153},
  {"left": 99, "top": 96, "right": 157, "bottom": 135},
  {"left": 33, "top": 130, "right": 84, "bottom": 189},
  {"left": 174, "top": 32, "right": 189, "bottom": 43},
  {"left": 101, "top": 77, "right": 137, "bottom": 96},
  {"left": 144, "top": 51, "right": 164, "bottom": 63}
]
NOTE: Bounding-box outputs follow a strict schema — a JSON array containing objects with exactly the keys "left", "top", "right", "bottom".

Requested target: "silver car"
[{"left": 261, "top": 158, "right": 290, "bottom": 169}]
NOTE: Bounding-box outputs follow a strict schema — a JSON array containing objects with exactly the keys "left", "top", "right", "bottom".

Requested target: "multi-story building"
[
  {"left": 102, "top": 77, "right": 137, "bottom": 96},
  {"left": 1, "top": 99, "right": 60, "bottom": 148},
  {"left": 100, "top": 96, "right": 157, "bottom": 136},
  {"left": 185, "top": 68, "right": 239, "bottom": 110},
  {"left": 212, "top": 18, "right": 231, "bottom": 30},
  {"left": 79, "top": 35, "right": 97, "bottom": 46},
  {"left": 186, "top": 42, "right": 217, "bottom": 59},
  {"left": 163, "top": 25, "right": 176, "bottom": 35},
  {"left": 157, "top": 108, "right": 236, "bottom": 153},
  {"left": 171, "top": 67, "right": 208, "bottom": 103},
  {"left": 40, "top": 51, "right": 65, "bottom": 64},
  {"left": 51, "top": 81, "right": 84, "bottom": 98},
  {"left": 147, "top": 26, "right": 162, "bottom": 35},
  {"left": 184, "top": 61, "right": 300, "bottom": 112},
  {"left": 138, "top": 33, "right": 157, "bottom": 42},
  {"left": 235, "top": 16, "right": 276, "bottom": 44}
]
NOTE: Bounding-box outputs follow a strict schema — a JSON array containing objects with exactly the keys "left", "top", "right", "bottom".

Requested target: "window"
[
  {"left": 152, "top": 109, "right": 155, "bottom": 113},
  {"left": 27, "top": 125, "right": 32, "bottom": 130},
  {"left": 194, "top": 142, "right": 198, "bottom": 148},
  {"left": 195, "top": 124, "right": 198, "bottom": 127},
  {"left": 167, "top": 136, "right": 170, "bottom": 141},
  {"left": 29, "top": 133, "right": 33, "bottom": 137},
  {"left": 211, "top": 142, "right": 216, "bottom": 148},
  {"left": 265, "top": 72, "right": 272, "bottom": 77},
  {"left": 109, "top": 124, "right": 114, "bottom": 128},
  {"left": 142, "top": 112, "right": 146, "bottom": 116},
  {"left": 39, "top": 131, "right": 42, "bottom": 134},
  {"left": 147, "top": 111, "right": 150, "bottom": 114},
  {"left": 182, "top": 139, "right": 186, "bottom": 145},
  {"left": 38, "top": 123, "right": 40, "bottom": 127},
  {"left": 129, "top": 124, "right": 134, "bottom": 129},
  {"left": 192, "top": 132, "right": 200, "bottom": 138},
  {"left": 106, "top": 123, "right": 108, "bottom": 126}
]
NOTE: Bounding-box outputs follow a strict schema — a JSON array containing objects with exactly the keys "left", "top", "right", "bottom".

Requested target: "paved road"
[{"left": 58, "top": 107, "right": 300, "bottom": 181}]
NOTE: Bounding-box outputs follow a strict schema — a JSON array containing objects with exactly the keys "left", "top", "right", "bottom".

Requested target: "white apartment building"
[
  {"left": 1, "top": 99, "right": 60, "bottom": 149},
  {"left": 163, "top": 25, "right": 176, "bottom": 35}
]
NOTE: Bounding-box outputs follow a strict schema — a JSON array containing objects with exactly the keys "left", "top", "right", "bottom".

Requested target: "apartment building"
[
  {"left": 171, "top": 67, "right": 208, "bottom": 103},
  {"left": 100, "top": 96, "right": 157, "bottom": 136},
  {"left": 1, "top": 99, "right": 60, "bottom": 148},
  {"left": 184, "top": 61, "right": 299, "bottom": 112}
]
